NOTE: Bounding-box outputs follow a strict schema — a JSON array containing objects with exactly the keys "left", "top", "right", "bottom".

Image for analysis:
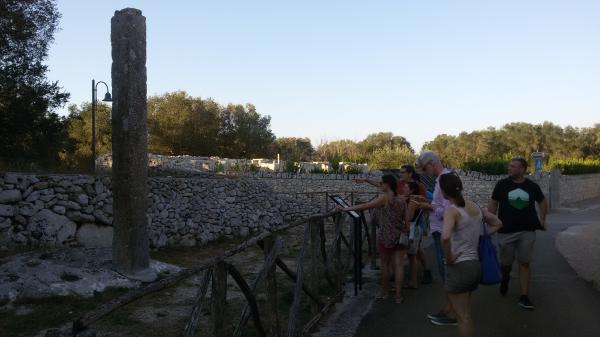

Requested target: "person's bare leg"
[
  {"left": 408, "top": 254, "right": 419, "bottom": 287},
  {"left": 388, "top": 258, "right": 395, "bottom": 281},
  {"left": 379, "top": 254, "right": 391, "bottom": 298},
  {"left": 394, "top": 250, "right": 406, "bottom": 302},
  {"left": 445, "top": 294, "right": 455, "bottom": 319},
  {"left": 519, "top": 262, "right": 530, "bottom": 296},
  {"left": 447, "top": 292, "right": 475, "bottom": 337},
  {"left": 418, "top": 248, "right": 428, "bottom": 270}
]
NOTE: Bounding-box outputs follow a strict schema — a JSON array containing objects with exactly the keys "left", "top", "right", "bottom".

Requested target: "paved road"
[{"left": 354, "top": 204, "right": 600, "bottom": 337}]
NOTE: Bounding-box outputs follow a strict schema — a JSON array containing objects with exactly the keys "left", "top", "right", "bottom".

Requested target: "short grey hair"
[{"left": 416, "top": 150, "right": 440, "bottom": 169}]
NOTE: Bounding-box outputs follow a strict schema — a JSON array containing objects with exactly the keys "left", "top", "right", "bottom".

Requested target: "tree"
[
  {"left": 0, "top": 0, "right": 69, "bottom": 168},
  {"left": 217, "top": 103, "right": 275, "bottom": 158},
  {"left": 147, "top": 92, "right": 274, "bottom": 158},
  {"left": 316, "top": 139, "right": 362, "bottom": 163},
  {"left": 147, "top": 91, "right": 220, "bottom": 155},
  {"left": 358, "top": 132, "right": 413, "bottom": 160},
  {"left": 270, "top": 137, "right": 314, "bottom": 162},
  {"left": 61, "top": 102, "right": 112, "bottom": 169},
  {"left": 368, "top": 145, "right": 416, "bottom": 170},
  {"left": 422, "top": 122, "right": 600, "bottom": 171}
]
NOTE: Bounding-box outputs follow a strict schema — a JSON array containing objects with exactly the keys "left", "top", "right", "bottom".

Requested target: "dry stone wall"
[
  {"left": 0, "top": 173, "right": 319, "bottom": 249},
  {"left": 1, "top": 170, "right": 599, "bottom": 249},
  {"left": 240, "top": 170, "right": 592, "bottom": 208},
  {"left": 558, "top": 173, "right": 600, "bottom": 206},
  {"left": 242, "top": 170, "right": 502, "bottom": 206}
]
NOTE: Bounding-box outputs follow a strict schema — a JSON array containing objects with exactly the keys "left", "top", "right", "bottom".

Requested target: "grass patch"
[
  {"left": 104, "top": 307, "right": 138, "bottom": 326},
  {"left": 0, "top": 287, "right": 129, "bottom": 337},
  {"left": 150, "top": 235, "right": 247, "bottom": 268}
]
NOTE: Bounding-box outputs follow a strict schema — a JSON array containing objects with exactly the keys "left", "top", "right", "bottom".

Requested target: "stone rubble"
[{"left": 0, "top": 247, "right": 180, "bottom": 303}]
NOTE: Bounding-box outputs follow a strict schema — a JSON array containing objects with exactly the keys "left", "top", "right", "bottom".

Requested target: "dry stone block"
[
  {"left": 27, "top": 209, "right": 76, "bottom": 245},
  {"left": 76, "top": 223, "right": 114, "bottom": 247},
  {"left": 0, "top": 218, "right": 11, "bottom": 230},
  {"left": 0, "top": 204, "right": 14, "bottom": 217},
  {"left": 0, "top": 190, "right": 21, "bottom": 203}
]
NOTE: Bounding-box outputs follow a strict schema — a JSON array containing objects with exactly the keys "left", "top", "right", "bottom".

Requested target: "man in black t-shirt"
[{"left": 489, "top": 157, "right": 548, "bottom": 311}]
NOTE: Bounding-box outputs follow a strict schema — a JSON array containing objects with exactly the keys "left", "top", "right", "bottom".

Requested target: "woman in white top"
[{"left": 436, "top": 173, "right": 502, "bottom": 337}]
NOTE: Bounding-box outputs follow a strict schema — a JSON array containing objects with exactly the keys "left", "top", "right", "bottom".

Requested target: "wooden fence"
[{"left": 64, "top": 207, "right": 378, "bottom": 337}]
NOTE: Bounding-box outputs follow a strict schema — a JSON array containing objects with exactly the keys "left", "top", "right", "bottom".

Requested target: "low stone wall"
[
  {"left": 558, "top": 173, "right": 600, "bottom": 206},
  {"left": 241, "top": 170, "right": 594, "bottom": 208},
  {"left": 243, "top": 170, "right": 503, "bottom": 206},
  {"left": 457, "top": 170, "right": 554, "bottom": 206},
  {"left": 0, "top": 173, "right": 319, "bottom": 248},
  {"left": 241, "top": 172, "right": 381, "bottom": 193},
  {"left": 2, "top": 170, "right": 598, "bottom": 249}
]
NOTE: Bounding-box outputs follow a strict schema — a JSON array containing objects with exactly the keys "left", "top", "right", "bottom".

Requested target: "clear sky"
[{"left": 47, "top": 0, "right": 600, "bottom": 151}]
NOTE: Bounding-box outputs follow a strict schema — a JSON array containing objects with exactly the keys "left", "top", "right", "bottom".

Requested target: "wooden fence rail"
[{"left": 65, "top": 206, "right": 377, "bottom": 337}]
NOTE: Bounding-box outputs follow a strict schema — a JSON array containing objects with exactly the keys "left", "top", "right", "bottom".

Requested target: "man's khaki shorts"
[{"left": 497, "top": 231, "right": 536, "bottom": 266}]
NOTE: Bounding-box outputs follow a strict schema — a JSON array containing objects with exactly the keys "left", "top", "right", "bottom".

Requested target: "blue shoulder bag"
[{"left": 478, "top": 208, "right": 502, "bottom": 285}]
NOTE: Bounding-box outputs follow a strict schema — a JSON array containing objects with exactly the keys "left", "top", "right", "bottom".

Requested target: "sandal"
[
  {"left": 403, "top": 284, "right": 419, "bottom": 290},
  {"left": 395, "top": 296, "right": 404, "bottom": 304}
]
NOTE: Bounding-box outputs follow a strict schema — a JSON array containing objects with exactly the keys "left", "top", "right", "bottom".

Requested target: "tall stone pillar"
[{"left": 110, "top": 8, "right": 155, "bottom": 282}]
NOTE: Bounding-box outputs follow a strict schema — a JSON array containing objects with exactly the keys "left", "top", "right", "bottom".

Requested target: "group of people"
[{"left": 338, "top": 151, "right": 549, "bottom": 337}]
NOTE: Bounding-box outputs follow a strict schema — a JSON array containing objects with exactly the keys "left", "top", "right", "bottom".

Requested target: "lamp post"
[{"left": 91, "top": 79, "right": 112, "bottom": 173}]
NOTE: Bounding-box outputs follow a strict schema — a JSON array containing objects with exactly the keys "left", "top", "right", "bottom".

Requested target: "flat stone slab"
[
  {"left": 556, "top": 224, "right": 600, "bottom": 289},
  {"left": 0, "top": 247, "right": 180, "bottom": 303},
  {"left": 313, "top": 266, "right": 379, "bottom": 337}
]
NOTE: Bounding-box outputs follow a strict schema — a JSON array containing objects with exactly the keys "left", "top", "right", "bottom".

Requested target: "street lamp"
[{"left": 91, "top": 79, "right": 112, "bottom": 173}]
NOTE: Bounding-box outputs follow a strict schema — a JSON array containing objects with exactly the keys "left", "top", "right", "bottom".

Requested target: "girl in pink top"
[{"left": 339, "top": 174, "right": 414, "bottom": 303}]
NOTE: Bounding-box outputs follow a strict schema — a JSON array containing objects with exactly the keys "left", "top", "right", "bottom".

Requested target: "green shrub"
[
  {"left": 343, "top": 166, "right": 364, "bottom": 174},
  {"left": 460, "top": 159, "right": 508, "bottom": 175},
  {"left": 547, "top": 158, "right": 600, "bottom": 175},
  {"left": 309, "top": 166, "right": 329, "bottom": 174},
  {"left": 284, "top": 161, "right": 299, "bottom": 173},
  {"left": 459, "top": 157, "right": 600, "bottom": 175},
  {"left": 367, "top": 145, "right": 416, "bottom": 170},
  {"left": 227, "top": 162, "right": 259, "bottom": 173},
  {"left": 328, "top": 157, "right": 341, "bottom": 173}
]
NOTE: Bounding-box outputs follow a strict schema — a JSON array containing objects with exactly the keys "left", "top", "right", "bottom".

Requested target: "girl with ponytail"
[{"left": 436, "top": 173, "right": 502, "bottom": 337}]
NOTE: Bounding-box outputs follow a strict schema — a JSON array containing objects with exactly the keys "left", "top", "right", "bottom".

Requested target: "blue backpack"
[{"left": 478, "top": 208, "right": 502, "bottom": 285}]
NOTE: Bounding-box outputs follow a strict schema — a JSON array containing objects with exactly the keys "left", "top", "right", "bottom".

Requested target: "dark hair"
[
  {"left": 381, "top": 174, "right": 398, "bottom": 195},
  {"left": 511, "top": 157, "right": 528, "bottom": 170},
  {"left": 401, "top": 164, "right": 421, "bottom": 182},
  {"left": 407, "top": 181, "right": 420, "bottom": 196},
  {"left": 439, "top": 173, "right": 466, "bottom": 207}
]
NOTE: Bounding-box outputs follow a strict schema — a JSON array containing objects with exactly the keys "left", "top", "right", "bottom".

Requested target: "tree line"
[
  {"left": 63, "top": 94, "right": 416, "bottom": 171},
  {"left": 424, "top": 122, "right": 600, "bottom": 173},
  {"left": 62, "top": 92, "right": 276, "bottom": 170}
]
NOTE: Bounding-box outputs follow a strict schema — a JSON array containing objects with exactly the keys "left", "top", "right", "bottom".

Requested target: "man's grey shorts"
[{"left": 497, "top": 231, "right": 536, "bottom": 266}]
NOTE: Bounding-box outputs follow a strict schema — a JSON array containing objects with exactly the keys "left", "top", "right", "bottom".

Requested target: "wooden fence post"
[
  {"left": 309, "top": 219, "right": 321, "bottom": 316},
  {"left": 334, "top": 213, "right": 344, "bottom": 293},
  {"left": 183, "top": 268, "right": 213, "bottom": 337},
  {"left": 212, "top": 261, "right": 227, "bottom": 337},
  {"left": 286, "top": 224, "right": 310, "bottom": 337},
  {"left": 264, "top": 236, "right": 281, "bottom": 337}
]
